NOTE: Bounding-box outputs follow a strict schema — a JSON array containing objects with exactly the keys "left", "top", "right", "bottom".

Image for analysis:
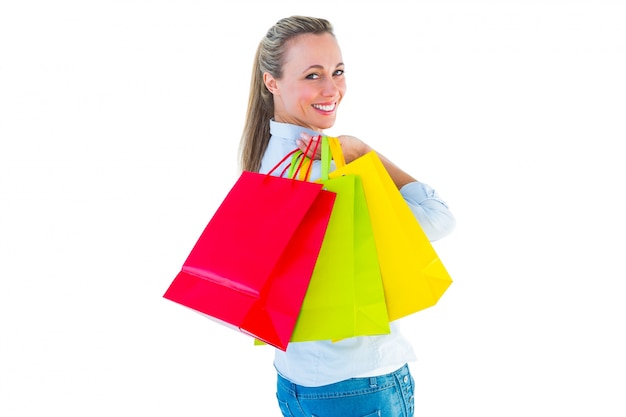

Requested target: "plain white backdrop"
[{"left": 1, "top": 0, "right": 625, "bottom": 415}]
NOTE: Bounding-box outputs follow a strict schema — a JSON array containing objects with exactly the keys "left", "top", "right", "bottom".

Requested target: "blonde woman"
[{"left": 239, "top": 16, "right": 455, "bottom": 417}]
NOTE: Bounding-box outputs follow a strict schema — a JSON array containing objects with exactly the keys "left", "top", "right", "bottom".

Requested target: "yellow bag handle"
[
  {"left": 298, "top": 158, "right": 312, "bottom": 180},
  {"left": 327, "top": 136, "right": 345, "bottom": 168}
]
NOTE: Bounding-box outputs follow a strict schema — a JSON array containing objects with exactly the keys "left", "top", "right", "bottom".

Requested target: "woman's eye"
[{"left": 305, "top": 69, "right": 343, "bottom": 80}]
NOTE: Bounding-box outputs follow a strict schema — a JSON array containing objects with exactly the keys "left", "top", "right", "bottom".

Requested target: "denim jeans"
[{"left": 276, "top": 364, "right": 415, "bottom": 417}]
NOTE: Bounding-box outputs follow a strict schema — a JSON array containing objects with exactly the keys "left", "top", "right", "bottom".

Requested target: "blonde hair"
[{"left": 238, "top": 16, "right": 334, "bottom": 172}]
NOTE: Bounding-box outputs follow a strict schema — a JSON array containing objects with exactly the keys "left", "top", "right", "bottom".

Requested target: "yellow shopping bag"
[{"left": 327, "top": 137, "right": 452, "bottom": 321}]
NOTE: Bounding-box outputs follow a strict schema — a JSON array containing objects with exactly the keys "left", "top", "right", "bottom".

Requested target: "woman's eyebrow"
[{"left": 302, "top": 62, "right": 345, "bottom": 73}]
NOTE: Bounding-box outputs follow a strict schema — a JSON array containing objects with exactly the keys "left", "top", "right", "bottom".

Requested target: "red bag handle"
[{"left": 266, "top": 135, "right": 321, "bottom": 180}]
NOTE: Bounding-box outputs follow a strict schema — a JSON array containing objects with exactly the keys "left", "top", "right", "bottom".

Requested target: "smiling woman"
[{"left": 236, "top": 15, "right": 456, "bottom": 417}]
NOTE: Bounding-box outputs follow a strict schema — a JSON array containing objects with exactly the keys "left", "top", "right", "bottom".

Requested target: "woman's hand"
[
  {"left": 298, "top": 132, "right": 417, "bottom": 188},
  {"left": 297, "top": 133, "right": 371, "bottom": 163},
  {"left": 336, "top": 135, "right": 372, "bottom": 164},
  {"left": 296, "top": 133, "right": 324, "bottom": 160}
]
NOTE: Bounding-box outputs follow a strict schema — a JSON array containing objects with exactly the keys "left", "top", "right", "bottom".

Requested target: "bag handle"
[
  {"left": 285, "top": 135, "right": 345, "bottom": 182},
  {"left": 327, "top": 136, "right": 345, "bottom": 169},
  {"left": 279, "top": 135, "right": 322, "bottom": 180},
  {"left": 295, "top": 136, "right": 320, "bottom": 180},
  {"left": 288, "top": 152, "right": 312, "bottom": 181},
  {"left": 320, "top": 136, "right": 331, "bottom": 181},
  {"left": 266, "top": 136, "right": 320, "bottom": 179},
  {"left": 266, "top": 148, "right": 299, "bottom": 176},
  {"left": 270, "top": 135, "right": 343, "bottom": 181}
]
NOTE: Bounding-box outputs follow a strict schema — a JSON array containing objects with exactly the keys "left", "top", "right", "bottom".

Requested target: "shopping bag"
[
  {"left": 327, "top": 137, "right": 452, "bottom": 321},
  {"left": 163, "top": 144, "right": 336, "bottom": 351},
  {"left": 286, "top": 136, "right": 390, "bottom": 342}
]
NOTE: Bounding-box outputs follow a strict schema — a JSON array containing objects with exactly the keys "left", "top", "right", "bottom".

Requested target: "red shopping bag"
[{"left": 163, "top": 144, "right": 335, "bottom": 351}]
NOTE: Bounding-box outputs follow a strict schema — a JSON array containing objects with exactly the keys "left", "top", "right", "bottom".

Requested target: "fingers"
[{"left": 297, "top": 133, "right": 322, "bottom": 160}]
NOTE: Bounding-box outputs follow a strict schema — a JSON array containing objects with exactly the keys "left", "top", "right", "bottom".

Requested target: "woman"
[{"left": 239, "top": 16, "right": 455, "bottom": 417}]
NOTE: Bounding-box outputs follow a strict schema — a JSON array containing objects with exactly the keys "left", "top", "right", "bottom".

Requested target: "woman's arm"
[
  {"left": 297, "top": 133, "right": 417, "bottom": 188},
  {"left": 297, "top": 133, "right": 456, "bottom": 241}
]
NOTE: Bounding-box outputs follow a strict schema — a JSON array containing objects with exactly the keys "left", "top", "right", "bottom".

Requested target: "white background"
[{"left": 1, "top": 0, "right": 625, "bottom": 415}]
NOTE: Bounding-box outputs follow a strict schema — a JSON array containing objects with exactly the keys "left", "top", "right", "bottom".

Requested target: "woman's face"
[{"left": 265, "top": 33, "right": 346, "bottom": 132}]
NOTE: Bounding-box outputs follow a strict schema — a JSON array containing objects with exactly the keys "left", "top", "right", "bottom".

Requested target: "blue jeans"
[{"left": 276, "top": 364, "right": 415, "bottom": 417}]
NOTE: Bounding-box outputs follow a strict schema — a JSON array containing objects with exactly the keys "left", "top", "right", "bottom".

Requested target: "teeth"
[{"left": 313, "top": 103, "right": 335, "bottom": 111}]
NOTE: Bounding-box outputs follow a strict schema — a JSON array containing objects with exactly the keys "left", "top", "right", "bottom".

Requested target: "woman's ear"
[{"left": 263, "top": 72, "right": 278, "bottom": 95}]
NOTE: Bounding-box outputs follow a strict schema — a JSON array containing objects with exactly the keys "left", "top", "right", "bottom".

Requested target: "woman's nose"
[{"left": 321, "top": 78, "right": 339, "bottom": 96}]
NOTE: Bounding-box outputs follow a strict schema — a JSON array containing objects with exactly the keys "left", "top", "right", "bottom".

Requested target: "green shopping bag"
[
  {"left": 255, "top": 137, "right": 390, "bottom": 347},
  {"left": 288, "top": 136, "right": 390, "bottom": 342}
]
